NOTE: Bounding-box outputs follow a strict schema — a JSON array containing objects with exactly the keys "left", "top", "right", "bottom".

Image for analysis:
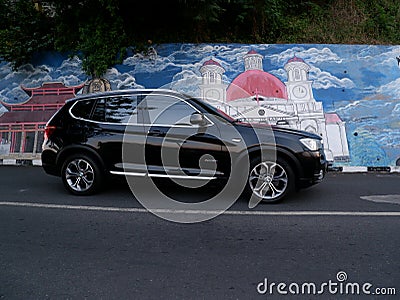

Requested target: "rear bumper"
[
  {"left": 41, "top": 149, "right": 60, "bottom": 176},
  {"left": 42, "top": 163, "right": 59, "bottom": 176}
]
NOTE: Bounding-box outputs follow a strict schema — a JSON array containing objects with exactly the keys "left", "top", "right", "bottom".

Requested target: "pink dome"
[
  {"left": 202, "top": 59, "right": 222, "bottom": 67},
  {"left": 247, "top": 49, "right": 259, "bottom": 55},
  {"left": 226, "top": 70, "right": 288, "bottom": 101},
  {"left": 287, "top": 56, "right": 305, "bottom": 63}
]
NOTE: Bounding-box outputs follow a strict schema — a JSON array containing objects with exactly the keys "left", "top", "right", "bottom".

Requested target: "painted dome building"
[
  {"left": 199, "top": 50, "right": 350, "bottom": 163},
  {"left": 226, "top": 50, "right": 288, "bottom": 102}
]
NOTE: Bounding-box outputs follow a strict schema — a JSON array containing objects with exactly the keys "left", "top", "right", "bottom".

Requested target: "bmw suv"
[{"left": 42, "top": 89, "right": 327, "bottom": 203}]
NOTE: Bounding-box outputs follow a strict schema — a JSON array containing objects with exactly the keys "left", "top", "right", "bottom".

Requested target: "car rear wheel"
[
  {"left": 61, "top": 154, "right": 103, "bottom": 195},
  {"left": 247, "top": 157, "right": 294, "bottom": 203}
]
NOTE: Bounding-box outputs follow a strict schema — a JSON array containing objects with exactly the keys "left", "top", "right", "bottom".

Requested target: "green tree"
[
  {"left": 51, "top": 0, "right": 127, "bottom": 77},
  {"left": 0, "top": 0, "right": 54, "bottom": 69},
  {"left": 1, "top": 0, "right": 400, "bottom": 77},
  {"left": 360, "top": 0, "right": 400, "bottom": 43}
]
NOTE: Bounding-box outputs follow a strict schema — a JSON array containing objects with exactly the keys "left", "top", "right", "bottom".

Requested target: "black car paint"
[{"left": 42, "top": 89, "right": 327, "bottom": 198}]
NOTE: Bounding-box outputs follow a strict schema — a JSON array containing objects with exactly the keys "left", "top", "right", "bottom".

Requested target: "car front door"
[{"left": 141, "top": 93, "right": 226, "bottom": 180}]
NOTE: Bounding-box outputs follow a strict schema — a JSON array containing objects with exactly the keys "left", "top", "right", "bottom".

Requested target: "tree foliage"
[
  {"left": 1, "top": 0, "right": 399, "bottom": 76},
  {"left": 0, "top": 0, "right": 54, "bottom": 69}
]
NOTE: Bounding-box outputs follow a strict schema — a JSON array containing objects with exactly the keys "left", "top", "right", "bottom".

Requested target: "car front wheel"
[
  {"left": 247, "top": 157, "right": 294, "bottom": 203},
  {"left": 61, "top": 154, "right": 103, "bottom": 195}
]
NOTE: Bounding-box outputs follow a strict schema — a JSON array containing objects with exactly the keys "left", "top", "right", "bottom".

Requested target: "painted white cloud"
[
  {"left": 56, "top": 74, "right": 83, "bottom": 86},
  {"left": 392, "top": 103, "right": 400, "bottom": 114},
  {"left": 220, "top": 45, "right": 352, "bottom": 90},
  {"left": 205, "top": 44, "right": 272, "bottom": 76},
  {"left": 310, "top": 67, "right": 355, "bottom": 89},
  {"left": 0, "top": 58, "right": 88, "bottom": 106},
  {"left": 23, "top": 74, "right": 54, "bottom": 87},
  {"left": 172, "top": 44, "right": 233, "bottom": 62},
  {"left": 270, "top": 64, "right": 355, "bottom": 90},
  {"left": 55, "top": 56, "right": 86, "bottom": 80},
  {"left": 105, "top": 67, "right": 144, "bottom": 90},
  {"left": 0, "top": 62, "right": 11, "bottom": 77},
  {"left": 353, "top": 45, "right": 400, "bottom": 77},
  {"left": 0, "top": 86, "right": 29, "bottom": 103},
  {"left": 196, "top": 45, "right": 355, "bottom": 90},
  {"left": 2, "top": 63, "right": 49, "bottom": 84},
  {"left": 122, "top": 44, "right": 269, "bottom": 81},
  {"left": 357, "top": 45, "right": 400, "bottom": 60},
  {"left": 376, "top": 77, "right": 400, "bottom": 98},
  {"left": 304, "top": 47, "right": 343, "bottom": 64},
  {"left": 122, "top": 44, "right": 235, "bottom": 75},
  {"left": 123, "top": 55, "right": 176, "bottom": 73},
  {"left": 266, "top": 46, "right": 342, "bottom": 65},
  {"left": 169, "top": 69, "right": 202, "bottom": 96},
  {"left": 269, "top": 68, "right": 287, "bottom": 80}
]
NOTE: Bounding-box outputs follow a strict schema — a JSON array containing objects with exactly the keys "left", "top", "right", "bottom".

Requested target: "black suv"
[{"left": 42, "top": 89, "right": 327, "bottom": 203}]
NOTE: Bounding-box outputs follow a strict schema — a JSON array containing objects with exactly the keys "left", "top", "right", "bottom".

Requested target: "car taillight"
[{"left": 44, "top": 125, "right": 56, "bottom": 140}]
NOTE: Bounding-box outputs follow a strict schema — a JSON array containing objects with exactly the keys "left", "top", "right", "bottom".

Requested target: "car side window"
[
  {"left": 142, "top": 95, "right": 199, "bottom": 126},
  {"left": 71, "top": 100, "right": 95, "bottom": 119},
  {"left": 91, "top": 99, "right": 105, "bottom": 122},
  {"left": 91, "top": 96, "right": 140, "bottom": 124}
]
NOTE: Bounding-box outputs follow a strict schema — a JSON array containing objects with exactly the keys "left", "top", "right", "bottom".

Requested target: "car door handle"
[{"left": 149, "top": 129, "right": 164, "bottom": 137}]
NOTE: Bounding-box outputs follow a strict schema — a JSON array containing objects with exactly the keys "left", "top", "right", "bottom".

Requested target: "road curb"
[
  {"left": 328, "top": 165, "right": 399, "bottom": 173},
  {"left": 0, "top": 158, "right": 41, "bottom": 166}
]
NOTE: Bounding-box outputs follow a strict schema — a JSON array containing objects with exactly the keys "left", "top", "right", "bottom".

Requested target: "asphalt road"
[{"left": 1, "top": 166, "right": 399, "bottom": 299}]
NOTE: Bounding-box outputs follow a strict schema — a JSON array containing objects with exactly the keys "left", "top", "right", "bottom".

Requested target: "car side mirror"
[{"left": 190, "top": 113, "right": 207, "bottom": 126}]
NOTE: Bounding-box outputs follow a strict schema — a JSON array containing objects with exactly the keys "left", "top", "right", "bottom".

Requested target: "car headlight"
[{"left": 300, "top": 138, "right": 322, "bottom": 151}]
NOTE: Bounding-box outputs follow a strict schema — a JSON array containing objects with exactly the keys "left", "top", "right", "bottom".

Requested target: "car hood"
[
  {"left": 271, "top": 125, "right": 322, "bottom": 140},
  {"left": 233, "top": 121, "right": 321, "bottom": 140}
]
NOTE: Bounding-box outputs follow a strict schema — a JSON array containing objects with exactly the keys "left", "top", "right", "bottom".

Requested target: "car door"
[
  {"left": 89, "top": 95, "right": 146, "bottom": 174},
  {"left": 141, "top": 93, "right": 226, "bottom": 180}
]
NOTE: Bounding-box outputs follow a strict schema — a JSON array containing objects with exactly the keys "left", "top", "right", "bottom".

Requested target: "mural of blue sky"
[{"left": 0, "top": 44, "right": 399, "bottom": 166}]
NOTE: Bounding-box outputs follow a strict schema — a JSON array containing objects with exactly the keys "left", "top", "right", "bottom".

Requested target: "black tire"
[
  {"left": 246, "top": 156, "right": 295, "bottom": 203},
  {"left": 61, "top": 154, "right": 103, "bottom": 196}
]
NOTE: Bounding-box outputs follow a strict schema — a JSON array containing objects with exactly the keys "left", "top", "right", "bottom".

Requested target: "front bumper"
[{"left": 297, "top": 149, "right": 327, "bottom": 188}]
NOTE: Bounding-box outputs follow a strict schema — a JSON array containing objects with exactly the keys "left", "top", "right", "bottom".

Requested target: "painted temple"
[{"left": 0, "top": 82, "right": 83, "bottom": 158}]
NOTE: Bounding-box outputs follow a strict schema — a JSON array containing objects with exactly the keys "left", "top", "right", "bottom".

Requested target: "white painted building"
[{"left": 199, "top": 50, "right": 350, "bottom": 162}]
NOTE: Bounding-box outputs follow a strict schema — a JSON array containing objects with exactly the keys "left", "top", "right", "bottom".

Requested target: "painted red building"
[{"left": 0, "top": 82, "right": 83, "bottom": 159}]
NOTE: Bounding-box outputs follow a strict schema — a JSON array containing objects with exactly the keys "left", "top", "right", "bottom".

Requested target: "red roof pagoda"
[{"left": 0, "top": 81, "right": 84, "bottom": 158}]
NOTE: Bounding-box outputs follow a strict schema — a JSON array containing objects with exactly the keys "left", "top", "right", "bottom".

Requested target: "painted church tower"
[
  {"left": 284, "top": 56, "right": 325, "bottom": 135},
  {"left": 285, "top": 56, "right": 314, "bottom": 102},
  {"left": 284, "top": 56, "right": 349, "bottom": 161},
  {"left": 199, "top": 59, "right": 227, "bottom": 104},
  {"left": 244, "top": 50, "right": 263, "bottom": 71}
]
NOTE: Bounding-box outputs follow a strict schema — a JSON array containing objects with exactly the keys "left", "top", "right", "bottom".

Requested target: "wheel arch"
[
  {"left": 56, "top": 145, "right": 106, "bottom": 176},
  {"left": 274, "top": 147, "right": 304, "bottom": 188},
  {"left": 237, "top": 145, "right": 304, "bottom": 188}
]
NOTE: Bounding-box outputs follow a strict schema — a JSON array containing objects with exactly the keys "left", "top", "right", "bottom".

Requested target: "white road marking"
[
  {"left": 360, "top": 194, "right": 400, "bottom": 205},
  {"left": 0, "top": 201, "right": 400, "bottom": 216}
]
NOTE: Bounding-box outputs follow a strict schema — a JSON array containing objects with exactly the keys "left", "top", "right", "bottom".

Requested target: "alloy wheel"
[
  {"left": 248, "top": 161, "right": 288, "bottom": 201},
  {"left": 65, "top": 158, "right": 95, "bottom": 193}
]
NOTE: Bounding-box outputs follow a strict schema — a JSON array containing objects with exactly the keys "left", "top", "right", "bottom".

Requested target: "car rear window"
[{"left": 71, "top": 100, "right": 95, "bottom": 119}]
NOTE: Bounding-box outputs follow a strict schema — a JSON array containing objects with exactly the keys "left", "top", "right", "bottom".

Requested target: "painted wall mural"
[{"left": 0, "top": 44, "right": 399, "bottom": 166}]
